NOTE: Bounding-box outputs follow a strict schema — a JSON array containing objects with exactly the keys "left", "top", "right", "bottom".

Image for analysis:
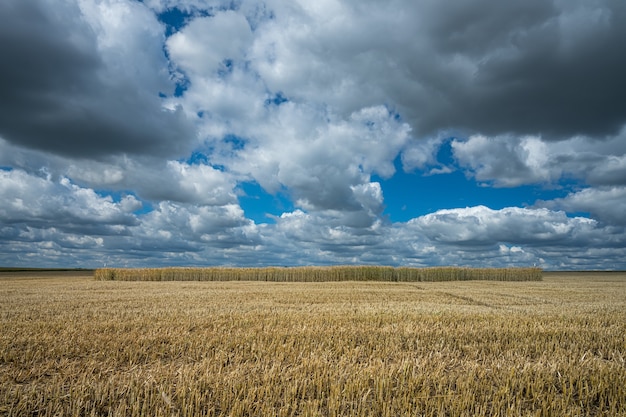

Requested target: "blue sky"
[{"left": 1, "top": 0, "right": 626, "bottom": 269}]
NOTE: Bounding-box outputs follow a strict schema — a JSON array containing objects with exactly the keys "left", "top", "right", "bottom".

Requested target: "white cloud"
[
  {"left": 230, "top": 104, "right": 410, "bottom": 216},
  {"left": 135, "top": 201, "right": 256, "bottom": 246},
  {"left": 450, "top": 128, "right": 626, "bottom": 188},
  {"left": 2, "top": 171, "right": 626, "bottom": 269},
  {"left": 77, "top": 0, "right": 172, "bottom": 94},
  {"left": 142, "top": 0, "right": 233, "bottom": 14},
  {"left": 401, "top": 133, "right": 454, "bottom": 173},
  {"left": 411, "top": 205, "right": 598, "bottom": 246},
  {"left": 0, "top": 168, "right": 260, "bottom": 266},
  {"left": 0, "top": 138, "right": 239, "bottom": 207},
  {"left": 167, "top": 10, "right": 253, "bottom": 76},
  {"left": 149, "top": 161, "right": 238, "bottom": 205},
  {"left": 0, "top": 169, "right": 139, "bottom": 232},
  {"left": 540, "top": 186, "right": 626, "bottom": 226},
  {"left": 452, "top": 135, "right": 555, "bottom": 187}
]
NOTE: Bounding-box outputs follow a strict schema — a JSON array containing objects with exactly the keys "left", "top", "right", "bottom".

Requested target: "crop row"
[{"left": 94, "top": 266, "right": 542, "bottom": 282}]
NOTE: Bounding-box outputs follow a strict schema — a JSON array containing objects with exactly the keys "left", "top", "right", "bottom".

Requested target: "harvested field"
[{"left": 1, "top": 270, "right": 624, "bottom": 416}]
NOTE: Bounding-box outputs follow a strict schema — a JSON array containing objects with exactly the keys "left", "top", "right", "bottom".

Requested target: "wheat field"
[
  {"left": 94, "top": 266, "right": 542, "bottom": 282},
  {"left": 1, "top": 271, "right": 625, "bottom": 416}
]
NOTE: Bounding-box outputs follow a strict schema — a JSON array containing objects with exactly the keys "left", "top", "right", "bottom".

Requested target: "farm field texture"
[{"left": 1, "top": 271, "right": 625, "bottom": 416}]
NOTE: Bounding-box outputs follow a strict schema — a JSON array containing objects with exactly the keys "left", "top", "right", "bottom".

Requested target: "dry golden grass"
[{"left": 1, "top": 271, "right": 625, "bottom": 416}]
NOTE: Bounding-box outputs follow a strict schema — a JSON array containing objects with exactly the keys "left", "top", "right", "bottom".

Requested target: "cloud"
[
  {"left": 4, "top": 0, "right": 626, "bottom": 161},
  {"left": 0, "top": 168, "right": 260, "bottom": 267},
  {"left": 256, "top": 205, "right": 626, "bottom": 270},
  {"left": 0, "top": 169, "right": 139, "bottom": 235},
  {"left": 398, "top": 205, "right": 626, "bottom": 269},
  {"left": 411, "top": 205, "right": 599, "bottom": 246},
  {"left": 267, "top": 209, "right": 388, "bottom": 264},
  {"left": 0, "top": 138, "right": 239, "bottom": 207},
  {"left": 0, "top": 0, "right": 195, "bottom": 158},
  {"left": 131, "top": 201, "right": 258, "bottom": 249},
  {"left": 243, "top": 0, "right": 626, "bottom": 140},
  {"left": 451, "top": 128, "right": 626, "bottom": 187},
  {"left": 401, "top": 135, "right": 450, "bottom": 173},
  {"left": 166, "top": 10, "right": 253, "bottom": 76},
  {"left": 539, "top": 187, "right": 626, "bottom": 226},
  {"left": 2, "top": 170, "right": 626, "bottom": 269},
  {"left": 2, "top": 0, "right": 626, "bottom": 270},
  {"left": 230, "top": 104, "right": 410, "bottom": 217},
  {"left": 451, "top": 135, "right": 555, "bottom": 187},
  {"left": 123, "top": 160, "right": 239, "bottom": 206}
]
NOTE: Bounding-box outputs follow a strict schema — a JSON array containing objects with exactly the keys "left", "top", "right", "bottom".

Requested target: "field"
[{"left": 1, "top": 271, "right": 625, "bottom": 416}]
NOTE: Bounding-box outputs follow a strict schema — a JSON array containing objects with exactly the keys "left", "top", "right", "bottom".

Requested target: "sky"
[{"left": 1, "top": 0, "right": 626, "bottom": 270}]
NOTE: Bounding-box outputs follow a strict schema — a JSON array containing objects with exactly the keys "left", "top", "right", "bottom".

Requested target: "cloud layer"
[{"left": 1, "top": 0, "right": 626, "bottom": 269}]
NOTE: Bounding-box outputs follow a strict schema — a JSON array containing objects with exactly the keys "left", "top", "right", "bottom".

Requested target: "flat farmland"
[{"left": 1, "top": 271, "right": 625, "bottom": 416}]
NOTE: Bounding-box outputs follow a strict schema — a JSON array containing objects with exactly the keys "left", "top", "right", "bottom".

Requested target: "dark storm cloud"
[
  {"left": 401, "top": 0, "right": 626, "bottom": 139},
  {"left": 0, "top": 0, "right": 194, "bottom": 159}
]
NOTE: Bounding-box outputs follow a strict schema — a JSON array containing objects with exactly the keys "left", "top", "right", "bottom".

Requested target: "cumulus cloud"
[
  {"left": 0, "top": 168, "right": 261, "bottom": 267},
  {"left": 130, "top": 201, "right": 258, "bottom": 251},
  {"left": 539, "top": 187, "right": 626, "bottom": 226},
  {"left": 230, "top": 104, "right": 410, "bottom": 217},
  {"left": 411, "top": 206, "right": 598, "bottom": 246},
  {"left": 2, "top": 171, "right": 626, "bottom": 268},
  {"left": 0, "top": 169, "right": 139, "bottom": 234},
  {"left": 450, "top": 127, "right": 626, "bottom": 188},
  {"left": 240, "top": 0, "right": 626, "bottom": 140},
  {"left": 0, "top": 0, "right": 195, "bottom": 158},
  {"left": 395, "top": 205, "right": 626, "bottom": 269},
  {"left": 126, "top": 160, "right": 239, "bottom": 206},
  {"left": 167, "top": 10, "right": 253, "bottom": 76},
  {"left": 2, "top": 0, "right": 626, "bottom": 269},
  {"left": 451, "top": 135, "right": 555, "bottom": 187}
]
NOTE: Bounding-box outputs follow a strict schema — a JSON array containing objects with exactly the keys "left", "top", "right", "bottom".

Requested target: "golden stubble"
[{"left": 1, "top": 272, "right": 624, "bottom": 416}]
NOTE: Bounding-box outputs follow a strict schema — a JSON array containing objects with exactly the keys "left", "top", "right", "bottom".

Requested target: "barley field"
[{"left": 1, "top": 270, "right": 624, "bottom": 416}]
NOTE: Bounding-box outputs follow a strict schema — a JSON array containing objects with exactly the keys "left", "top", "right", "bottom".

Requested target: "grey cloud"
[
  {"left": 0, "top": 0, "right": 195, "bottom": 159},
  {"left": 0, "top": 169, "right": 139, "bottom": 235},
  {"left": 539, "top": 186, "right": 626, "bottom": 226},
  {"left": 260, "top": 205, "right": 626, "bottom": 269},
  {"left": 451, "top": 135, "right": 553, "bottom": 187},
  {"left": 587, "top": 158, "right": 626, "bottom": 186},
  {"left": 265, "top": 209, "right": 390, "bottom": 265},
  {"left": 451, "top": 130, "right": 626, "bottom": 190},
  {"left": 253, "top": 0, "right": 626, "bottom": 140},
  {"left": 0, "top": 139, "right": 239, "bottom": 207},
  {"left": 0, "top": 169, "right": 261, "bottom": 267},
  {"left": 395, "top": 205, "right": 626, "bottom": 269},
  {"left": 2, "top": 195, "right": 626, "bottom": 269},
  {"left": 400, "top": 0, "right": 626, "bottom": 139},
  {"left": 132, "top": 201, "right": 259, "bottom": 249},
  {"left": 121, "top": 160, "right": 239, "bottom": 206},
  {"left": 152, "top": 0, "right": 626, "bottom": 220}
]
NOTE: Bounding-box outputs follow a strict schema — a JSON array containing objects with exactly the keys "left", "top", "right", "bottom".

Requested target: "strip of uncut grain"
[{"left": 94, "top": 266, "right": 542, "bottom": 282}]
